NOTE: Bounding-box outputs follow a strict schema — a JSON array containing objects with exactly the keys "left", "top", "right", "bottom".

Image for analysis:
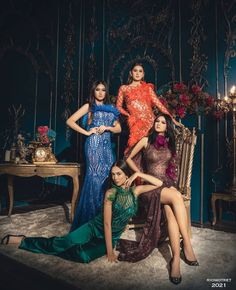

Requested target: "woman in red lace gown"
[
  {"left": 116, "top": 63, "right": 182, "bottom": 156},
  {"left": 117, "top": 113, "right": 198, "bottom": 285}
]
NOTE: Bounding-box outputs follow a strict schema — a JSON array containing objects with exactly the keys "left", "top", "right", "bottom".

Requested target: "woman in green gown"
[{"left": 1, "top": 160, "right": 163, "bottom": 263}]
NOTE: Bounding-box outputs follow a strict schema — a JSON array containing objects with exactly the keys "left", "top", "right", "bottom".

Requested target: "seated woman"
[
  {"left": 1, "top": 160, "right": 163, "bottom": 264},
  {"left": 117, "top": 113, "right": 199, "bottom": 284}
]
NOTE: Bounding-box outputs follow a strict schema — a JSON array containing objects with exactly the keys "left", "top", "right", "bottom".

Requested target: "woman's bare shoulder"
[
  {"left": 105, "top": 187, "right": 117, "bottom": 202},
  {"left": 119, "top": 84, "right": 128, "bottom": 91}
]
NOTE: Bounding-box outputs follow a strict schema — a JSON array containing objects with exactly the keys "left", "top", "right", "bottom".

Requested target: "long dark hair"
[
  {"left": 105, "top": 159, "right": 131, "bottom": 188},
  {"left": 148, "top": 113, "right": 176, "bottom": 154},
  {"left": 88, "top": 80, "right": 110, "bottom": 106},
  {"left": 127, "top": 63, "right": 145, "bottom": 84},
  {"left": 87, "top": 80, "right": 110, "bottom": 125}
]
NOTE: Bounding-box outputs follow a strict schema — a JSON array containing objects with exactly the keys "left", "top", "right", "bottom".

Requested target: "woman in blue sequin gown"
[{"left": 66, "top": 81, "right": 121, "bottom": 230}]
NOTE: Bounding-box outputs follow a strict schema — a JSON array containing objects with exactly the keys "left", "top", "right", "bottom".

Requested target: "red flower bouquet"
[{"left": 36, "top": 126, "right": 56, "bottom": 145}]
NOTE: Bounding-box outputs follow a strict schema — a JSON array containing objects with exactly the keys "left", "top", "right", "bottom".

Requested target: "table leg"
[
  {"left": 7, "top": 175, "right": 14, "bottom": 217},
  {"left": 211, "top": 195, "right": 217, "bottom": 226},
  {"left": 71, "top": 176, "right": 79, "bottom": 223},
  {"left": 219, "top": 200, "right": 222, "bottom": 223}
]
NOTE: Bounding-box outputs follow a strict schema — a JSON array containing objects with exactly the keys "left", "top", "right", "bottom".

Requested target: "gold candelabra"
[{"left": 225, "top": 86, "right": 236, "bottom": 196}]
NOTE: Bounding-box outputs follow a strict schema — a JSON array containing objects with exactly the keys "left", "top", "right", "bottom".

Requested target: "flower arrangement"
[
  {"left": 36, "top": 126, "right": 56, "bottom": 145},
  {"left": 157, "top": 82, "right": 215, "bottom": 119}
]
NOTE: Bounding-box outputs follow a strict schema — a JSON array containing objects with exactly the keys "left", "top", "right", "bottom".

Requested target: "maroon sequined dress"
[{"left": 117, "top": 141, "right": 177, "bottom": 262}]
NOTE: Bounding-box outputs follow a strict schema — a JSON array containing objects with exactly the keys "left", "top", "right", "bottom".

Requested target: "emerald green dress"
[{"left": 19, "top": 185, "right": 137, "bottom": 263}]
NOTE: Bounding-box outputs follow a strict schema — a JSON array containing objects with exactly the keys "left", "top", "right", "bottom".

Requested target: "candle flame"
[{"left": 230, "top": 85, "right": 236, "bottom": 95}]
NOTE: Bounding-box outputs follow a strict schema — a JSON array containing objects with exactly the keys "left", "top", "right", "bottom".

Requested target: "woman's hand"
[
  {"left": 172, "top": 118, "right": 184, "bottom": 128},
  {"left": 87, "top": 127, "right": 98, "bottom": 136},
  {"left": 97, "top": 125, "right": 107, "bottom": 134},
  {"left": 107, "top": 251, "right": 118, "bottom": 263},
  {"left": 125, "top": 172, "right": 140, "bottom": 188}
]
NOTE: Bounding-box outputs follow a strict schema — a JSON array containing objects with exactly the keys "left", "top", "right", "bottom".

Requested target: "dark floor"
[{"left": 0, "top": 253, "right": 81, "bottom": 290}]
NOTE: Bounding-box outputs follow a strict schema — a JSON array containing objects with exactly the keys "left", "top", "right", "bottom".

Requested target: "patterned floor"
[{"left": 0, "top": 205, "right": 236, "bottom": 290}]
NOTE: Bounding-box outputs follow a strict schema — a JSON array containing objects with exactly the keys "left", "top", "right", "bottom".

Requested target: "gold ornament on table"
[{"left": 32, "top": 126, "right": 57, "bottom": 164}]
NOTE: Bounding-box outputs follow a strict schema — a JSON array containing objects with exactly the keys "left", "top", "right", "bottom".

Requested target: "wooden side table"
[
  {"left": 211, "top": 192, "right": 236, "bottom": 225},
  {"left": 0, "top": 162, "right": 81, "bottom": 223}
]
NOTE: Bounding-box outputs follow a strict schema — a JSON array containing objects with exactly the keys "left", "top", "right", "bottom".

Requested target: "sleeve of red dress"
[
  {"left": 116, "top": 85, "right": 130, "bottom": 117},
  {"left": 149, "top": 86, "right": 172, "bottom": 117}
]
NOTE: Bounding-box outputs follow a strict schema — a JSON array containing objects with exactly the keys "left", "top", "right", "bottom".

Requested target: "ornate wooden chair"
[
  {"left": 128, "top": 126, "right": 197, "bottom": 238},
  {"left": 175, "top": 126, "right": 197, "bottom": 237}
]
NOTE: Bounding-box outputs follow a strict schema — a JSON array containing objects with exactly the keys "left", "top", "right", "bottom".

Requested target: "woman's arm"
[
  {"left": 103, "top": 189, "right": 117, "bottom": 262},
  {"left": 97, "top": 120, "right": 121, "bottom": 134},
  {"left": 126, "top": 172, "right": 163, "bottom": 196},
  {"left": 149, "top": 87, "right": 172, "bottom": 116},
  {"left": 107, "top": 120, "right": 121, "bottom": 133},
  {"left": 66, "top": 103, "right": 97, "bottom": 136},
  {"left": 149, "top": 88, "right": 183, "bottom": 127},
  {"left": 126, "top": 137, "right": 148, "bottom": 172},
  {"left": 116, "top": 86, "right": 130, "bottom": 117}
]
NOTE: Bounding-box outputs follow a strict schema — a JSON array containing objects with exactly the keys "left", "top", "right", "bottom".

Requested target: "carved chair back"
[
  {"left": 175, "top": 126, "right": 197, "bottom": 237},
  {"left": 175, "top": 126, "right": 197, "bottom": 199}
]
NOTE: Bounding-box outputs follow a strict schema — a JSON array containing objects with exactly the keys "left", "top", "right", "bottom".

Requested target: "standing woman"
[
  {"left": 116, "top": 63, "right": 182, "bottom": 158},
  {"left": 67, "top": 80, "right": 121, "bottom": 230}
]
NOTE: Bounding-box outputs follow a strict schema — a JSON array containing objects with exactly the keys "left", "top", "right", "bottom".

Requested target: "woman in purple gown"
[{"left": 118, "top": 113, "right": 198, "bottom": 285}]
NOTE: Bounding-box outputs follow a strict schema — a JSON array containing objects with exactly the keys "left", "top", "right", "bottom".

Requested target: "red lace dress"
[{"left": 116, "top": 81, "right": 171, "bottom": 155}]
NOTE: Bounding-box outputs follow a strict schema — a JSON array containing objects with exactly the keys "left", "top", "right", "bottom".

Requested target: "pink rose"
[
  {"left": 179, "top": 94, "right": 190, "bottom": 105},
  {"left": 38, "top": 126, "right": 49, "bottom": 136},
  {"left": 166, "top": 162, "right": 177, "bottom": 181}
]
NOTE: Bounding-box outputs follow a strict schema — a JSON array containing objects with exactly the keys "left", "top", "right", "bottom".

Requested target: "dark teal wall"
[{"left": 0, "top": 0, "right": 236, "bottom": 224}]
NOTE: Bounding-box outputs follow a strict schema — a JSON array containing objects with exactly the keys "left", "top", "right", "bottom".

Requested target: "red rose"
[
  {"left": 176, "top": 106, "right": 186, "bottom": 118},
  {"left": 206, "top": 96, "right": 214, "bottom": 107},
  {"left": 173, "top": 83, "right": 186, "bottom": 91},
  {"left": 179, "top": 94, "right": 190, "bottom": 105},
  {"left": 159, "top": 97, "right": 168, "bottom": 106},
  {"left": 213, "top": 111, "right": 224, "bottom": 120},
  {"left": 41, "top": 135, "right": 50, "bottom": 144},
  {"left": 191, "top": 85, "right": 201, "bottom": 94},
  {"left": 38, "top": 126, "right": 49, "bottom": 136}
]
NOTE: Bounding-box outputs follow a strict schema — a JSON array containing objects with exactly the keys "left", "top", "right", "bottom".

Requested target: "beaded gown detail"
[
  {"left": 19, "top": 186, "right": 137, "bottom": 263},
  {"left": 71, "top": 104, "right": 119, "bottom": 231},
  {"left": 117, "top": 141, "right": 177, "bottom": 262},
  {"left": 116, "top": 81, "right": 171, "bottom": 155}
]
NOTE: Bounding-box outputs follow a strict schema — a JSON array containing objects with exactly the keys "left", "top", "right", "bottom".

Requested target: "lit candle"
[{"left": 230, "top": 85, "right": 236, "bottom": 95}]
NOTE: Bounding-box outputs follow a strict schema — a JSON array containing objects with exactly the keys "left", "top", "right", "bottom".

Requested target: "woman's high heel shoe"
[
  {"left": 180, "top": 239, "right": 199, "bottom": 266},
  {"left": 0, "top": 234, "right": 26, "bottom": 245},
  {"left": 169, "top": 259, "right": 182, "bottom": 285}
]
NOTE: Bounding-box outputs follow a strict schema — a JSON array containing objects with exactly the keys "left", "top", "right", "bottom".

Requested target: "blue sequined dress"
[{"left": 71, "top": 104, "right": 120, "bottom": 231}]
